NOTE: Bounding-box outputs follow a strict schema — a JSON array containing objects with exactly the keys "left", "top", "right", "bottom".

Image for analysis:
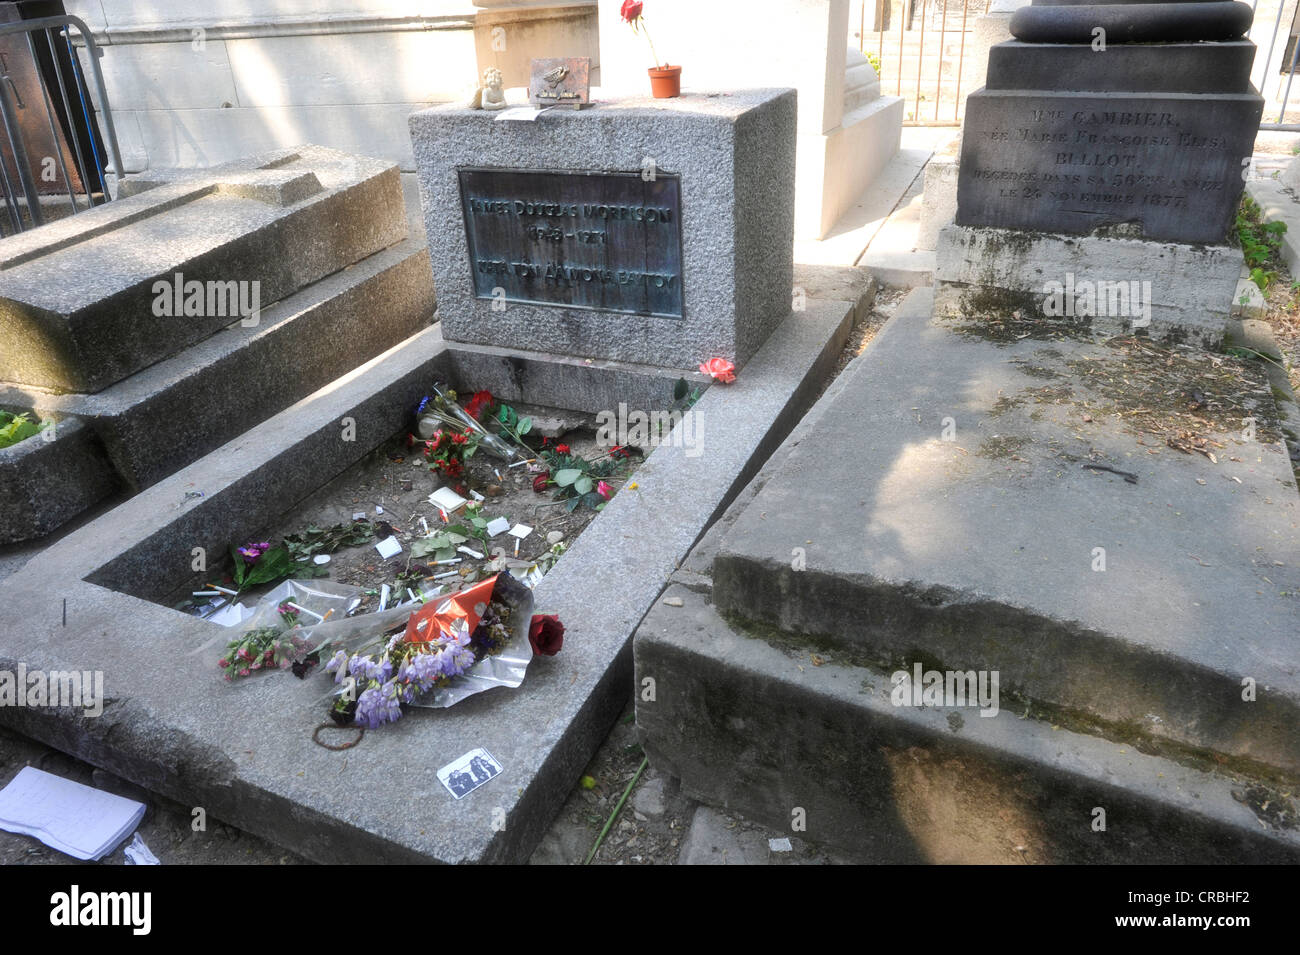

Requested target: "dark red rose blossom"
[
  {"left": 533, "top": 472, "right": 550, "bottom": 493},
  {"left": 463, "top": 390, "right": 493, "bottom": 420},
  {"left": 528, "top": 614, "right": 564, "bottom": 656}
]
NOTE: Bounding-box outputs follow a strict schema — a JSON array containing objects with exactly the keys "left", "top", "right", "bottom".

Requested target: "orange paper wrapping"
[{"left": 402, "top": 575, "right": 498, "bottom": 644}]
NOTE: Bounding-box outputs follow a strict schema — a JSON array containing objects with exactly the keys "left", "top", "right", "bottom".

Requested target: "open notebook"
[{"left": 0, "top": 766, "right": 146, "bottom": 861}]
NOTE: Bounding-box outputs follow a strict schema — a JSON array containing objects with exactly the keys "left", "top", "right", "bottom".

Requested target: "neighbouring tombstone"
[
  {"left": 0, "top": 145, "right": 433, "bottom": 543},
  {"left": 410, "top": 89, "right": 797, "bottom": 371},
  {"left": 936, "top": 0, "right": 1264, "bottom": 346}
]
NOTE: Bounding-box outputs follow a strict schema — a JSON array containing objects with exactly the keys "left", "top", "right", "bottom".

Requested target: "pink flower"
[
  {"left": 699, "top": 357, "right": 736, "bottom": 384},
  {"left": 596, "top": 481, "right": 613, "bottom": 500}
]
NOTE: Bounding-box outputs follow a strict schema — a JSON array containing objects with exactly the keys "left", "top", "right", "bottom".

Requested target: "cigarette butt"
[
  {"left": 439, "top": 507, "right": 449, "bottom": 523},
  {"left": 514, "top": 538, "right": 520, "bottom": 557},
  {"left": 494, "top": 469, "right": 503, "bottom": 481},
  {"left": 321, "top": 609, "right": 335, "bottom": 623},
  {"left": 286, "top": 601, "right": 325, "bottom": 621},
  {"left": 407, "top": 588, "right": 417, "bottom": 602}
]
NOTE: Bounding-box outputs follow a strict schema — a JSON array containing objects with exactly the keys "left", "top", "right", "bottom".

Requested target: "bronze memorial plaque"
[
  {"left": 458, "top": 168, "right": 684, "bottom": 318},
  {"left": 528, "top": 57, "right": 591, "bottom": 108}
]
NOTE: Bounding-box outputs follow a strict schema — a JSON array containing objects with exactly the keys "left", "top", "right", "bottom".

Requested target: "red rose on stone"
[
  {"left": 555, "top": 443, "right": 571, "bottom": 455},
  {"left": 528, "top": 614, "right": 564, "bottom": 656},
  {"left": 533, "top": 472, "right": 550, "bottom": 493},
  {"left": 620, "top": 0, "right": 643, "bottom": 23},
  {"left": 699, "top": 357, "right": 736, "bottom": 383}
]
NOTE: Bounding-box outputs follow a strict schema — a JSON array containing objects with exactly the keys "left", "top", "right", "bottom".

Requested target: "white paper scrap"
[
  {"left": 0, "top": 767, "right": 145, "bottom": 861},
  {"left": 374, "top": 536, "right": 402, "bottom": 560},
  {"left": 769, "top": 837, "right": 793, "bottom": 852},
  {"left": 429, "top": 486, "right": 468, "bottom": 512},
  {"left": 508, "top": 523, "right": 533, "bottom": 539},
  {"left": 352, "top": 511, "right": 367, "bottom": 521},
  {"left": 485, "top": 517, "right": 512, "bottom": 538},
  {"left": 206, "top": 602, "right": 253, "bottom": 627},
  {"left": 124, "top": 832, "right": 160, "bottom": 865},
  {"left": 494, "top": 106, "right": 545, "bottom": 122},
  {"left": 457, "top": 545, "right": 484, "bottom": 560}
]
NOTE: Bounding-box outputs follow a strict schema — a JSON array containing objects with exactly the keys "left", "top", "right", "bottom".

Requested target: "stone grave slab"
[
  {"left": 0, "top": 145, "right": 407, "bottom": 393},
  {"left": 0, "top": 292, "right": 854, "bottom": 863},
  {"left": 710, "top": 290, "right": 1300, "bottom": 778}
]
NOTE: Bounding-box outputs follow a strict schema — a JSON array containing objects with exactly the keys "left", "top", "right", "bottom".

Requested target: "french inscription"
[
  {"left": 956, "top": 94, "right": 1260, "bottom": 243},
  {"left": 458, "top": 168, "right": 684, "bottom": 318}
]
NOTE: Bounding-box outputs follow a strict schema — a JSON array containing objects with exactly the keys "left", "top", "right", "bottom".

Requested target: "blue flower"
[{"left": 354, "top": 685, "right": 403, "bottom": 728}]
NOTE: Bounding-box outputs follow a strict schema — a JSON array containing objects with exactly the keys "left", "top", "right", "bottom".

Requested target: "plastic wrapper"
[{"left": 321, "top": 572, "right": 535, "bottom": 711}]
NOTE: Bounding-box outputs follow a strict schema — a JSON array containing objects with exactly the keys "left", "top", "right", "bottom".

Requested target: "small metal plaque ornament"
[{"left": 529, "top": 57, "right": 591, "bottom": 109}]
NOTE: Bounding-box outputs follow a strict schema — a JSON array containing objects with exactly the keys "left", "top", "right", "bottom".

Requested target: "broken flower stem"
[{"left": 584, "top": 755, "right": 648, "bottom": 865}]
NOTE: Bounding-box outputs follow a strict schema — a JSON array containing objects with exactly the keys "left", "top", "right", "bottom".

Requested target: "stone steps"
[
  {"left": 705, "top": 289, "right": 1300, "bottom": 780},
  {"left": 634, "top": 583, "right": 1300, "bottom": 863}
]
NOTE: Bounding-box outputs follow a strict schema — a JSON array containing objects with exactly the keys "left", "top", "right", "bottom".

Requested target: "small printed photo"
[{"left": 437, "top": 747, "right": 503, "bottom": 800}]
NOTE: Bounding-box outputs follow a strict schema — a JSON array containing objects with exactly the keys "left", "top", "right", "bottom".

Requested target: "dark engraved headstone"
[
  {"left": 458, "top": 168, "right": 684, "bottom": 318},
  {"left": 956, "top": 0, "right": 1264, "bottom": 244}
]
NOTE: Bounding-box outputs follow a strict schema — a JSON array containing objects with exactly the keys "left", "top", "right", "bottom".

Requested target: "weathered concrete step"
[
  {"left": 0, "top": 236, "right": 434, "bottom": 495},
  {"left": 713, "top": 288, "right": 1300, "bottom": 778},
  {"left": 0, "top": 145, "right": 407, "bottom": 393},
  {"left": 635, "top": 584, "right": 1300, "bottom": 863}
]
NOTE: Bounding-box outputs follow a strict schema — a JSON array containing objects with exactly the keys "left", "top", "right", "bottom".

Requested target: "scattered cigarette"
[
  {"left": 420, "top": 517, "right": 429, "bottom": 534},
  {"left": 513, "top": 538, "right": 520, "bottom": 557},
  {"left": 508, "top": 459, "right": 535, "bottom": 468},
  {"left": 494, "top": 468, "right": 503, "bottom": 481},
  {"left": 433, "top": 558, "right": 462, "bottom": 565},
  {"left": 193, "top": 591, "right": 221, "bottom": 597},
  {"left": 407, "top": 588, "right": 417, "bottom": 603},
  {"left": 433, "top": 570, "right": 459, "bottom": 580},
  {"left": 206, "top": 584, "right": 238, "bottom": 596},
  {"left": 320, "top": 609, "right": 335, "bottom": 623},
  {"left": 286, "top": 601, "right": 325, "bottom": 621},
  {"left": 457, "top": 545, "right": 484, "bottom": 559},
  {"left": 379, "top": 584, "right": 390, "bottom": 611},
  {"left": 439, "top": 508, "right": 449, "bottom": 523}
]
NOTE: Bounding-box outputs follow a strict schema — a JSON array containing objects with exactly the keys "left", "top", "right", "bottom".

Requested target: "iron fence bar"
[
  {"left": 44, "top": 25, "right": 94, "bottom": 207},
  {"left": 0, "top": 141, "right": 22, "bottom": 232},
  {"left": 914, "top": 0, "right": 928, "bottom": 121},
  {"left": 26, "top": 28, "right": 79, "bottom": 216},
  {"left": 0, "top": 65, "right": 42, "bottom": 228},
  {"left": 1278, "top": 28, "right": 1300, "bottom": 124},
  {"left": 64, "top": 17, "right": 123, "bottom": 197}
]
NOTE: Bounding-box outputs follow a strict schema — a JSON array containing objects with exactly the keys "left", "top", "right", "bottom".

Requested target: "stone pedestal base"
[{"left": 934, "top": 224, "right": 1242, "bottom": 348}]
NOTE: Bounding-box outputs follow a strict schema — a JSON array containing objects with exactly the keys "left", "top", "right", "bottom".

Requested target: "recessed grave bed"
[{"left": 0, "top": 295, "right": 857, "bottom": 863}]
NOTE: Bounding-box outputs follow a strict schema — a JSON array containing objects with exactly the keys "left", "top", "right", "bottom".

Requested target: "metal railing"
[
  {"left": 859, "top": 0, "right": 992, "bottom": 127},
  {"left": 1254, "top": 0, "right": 1300, "bottom": 130},
  {"left": 0, "top": 14, "right": 122, "bottom": 234}
]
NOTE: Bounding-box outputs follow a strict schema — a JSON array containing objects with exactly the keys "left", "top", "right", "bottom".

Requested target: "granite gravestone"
[
  {"left": 956, "top": 0, "right": 1264, "bottom": 244},
  {"left": 410, "top": 89, "right": 796, "bottom": 371}
]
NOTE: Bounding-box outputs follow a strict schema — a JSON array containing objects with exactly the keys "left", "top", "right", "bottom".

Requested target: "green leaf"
[
  {"left": 566, "top": 496, "right": 581, "bottom": 513},
  {"left": 229, "top": 545, "right": 248, "bottom": 588},
  {"left": 554, "top": 468, "right": 582, "bottom": 488},
  {"left": 673, "top": 377, "right": 688, "bottom": 401},
  {"left": 575, "top": 475, "right": 593, "bottom": 495},
  {"left": 517, "top": 416, "right": 532, "bottom": 436}
]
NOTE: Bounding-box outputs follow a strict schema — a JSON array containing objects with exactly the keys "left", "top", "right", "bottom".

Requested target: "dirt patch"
[
  {"left": 1065, "top": 336, "right": 1283, "bottom": 449},
  {"left": 166, "top": 419, "right": 643, "bottom": 616}
]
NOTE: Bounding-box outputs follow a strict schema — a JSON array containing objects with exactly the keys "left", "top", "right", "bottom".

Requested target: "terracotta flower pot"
[{"left": 648, "top": 65, "right": 682, "bottom": 98}]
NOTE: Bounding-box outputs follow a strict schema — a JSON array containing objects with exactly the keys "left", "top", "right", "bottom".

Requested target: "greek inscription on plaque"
[{"left": 458, "top": 168, "right": 684, "bottom": 318}]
